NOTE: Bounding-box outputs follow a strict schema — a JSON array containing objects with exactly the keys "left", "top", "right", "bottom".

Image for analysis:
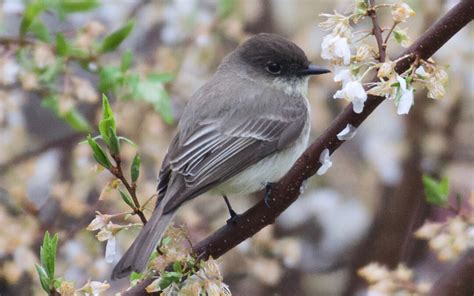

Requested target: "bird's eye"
[{"left": 265, "top": 62, "right": 282, "bottom": 75}]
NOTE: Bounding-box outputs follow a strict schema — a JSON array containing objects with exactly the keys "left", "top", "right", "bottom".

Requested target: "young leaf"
[
  {"left": 58, "top": 0, "right": 100, "bottom": 13},
  {"left": 217, "top": 0, "right": 235, "bottom": 19},
  {"left": 422, "top": 175, "right": 449, "bottom": 206},
  {"left": 30, "top": 20, "right": 50, "bottom": 42},
  {"left": 64, "top": 109, "right": 91, "bottom": 132},
  {"left": 119, "top": 189, "right": 135, "bottom": 208},
  {"left": 35, "top": 264, "right": 50, "bottom": 293},
  {"left": 172, "top": 261, "right": 182, "bottom": 273},
  {"left": 134, "top": 77, "right": 173, "bottom": 124},
  {"left": 55, "top": 33, "right": 70, "bottom": 56},
  {"left": 39, "top": 231, "right": 58, "bottom": 282},
  {"left": 99, "top": 117, "right": 114, "bottom": 145},
  {"left": 99, "top": 21, "right": 134, "bottom": 53},
  {"left": 130, "top": 271, "right": 143, "bottom": 282},
  {"left": 99, "top": 66, "right": 123, "bottom": 92},
  {"left": 87, "top": 135, "right": 112, "bottom": 169},
  {"left": 108, "top": 127, "right": 120, "bottom": 155},
  {"left": 102, "top": 94, "right": 113, "bottom": 119},
  {"left": 20, "top": 1, "right": 46, "bottom": 37},
  {"left": 121, "top": 50, "right": 133, "bottom": 72},
  {"left": 131, "top": 153, "right": 141, "bottom": 183}
]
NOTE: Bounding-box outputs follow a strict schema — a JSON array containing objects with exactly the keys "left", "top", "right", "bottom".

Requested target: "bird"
[{"left": 112, "top": 33, "right": 330, "bottom": 279}]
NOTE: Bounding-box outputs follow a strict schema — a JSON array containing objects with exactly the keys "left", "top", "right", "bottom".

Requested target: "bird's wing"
[{"left": 157, "top": 88, "right": 308, "bottom": 213}]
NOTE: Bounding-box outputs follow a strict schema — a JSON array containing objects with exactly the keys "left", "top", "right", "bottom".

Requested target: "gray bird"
[{"left": 112, "top": 33, "right": 329, "bottom": 279}]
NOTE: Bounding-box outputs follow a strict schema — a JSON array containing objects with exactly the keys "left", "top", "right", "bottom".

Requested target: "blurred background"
[{"left": 0, "top": 0, "right": 472, "bottom": 295}]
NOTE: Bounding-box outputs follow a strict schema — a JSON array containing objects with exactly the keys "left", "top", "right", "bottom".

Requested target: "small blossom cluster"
[
  {"left": 148, "top": 258, "right": 231, "bottom": 296},
  {"left": 415, "top": 208, "right": 474, "bottom": 261},
  {"left": 144, "top": 225, "right": 231, "bottom": 295},
  {"left": 87, "top": 211, "right": 137, "bottom": 263},
  {"left": 57, "top": 279, "right": 110, "bottom": 296},
  {"left": 358, "top": 263, "right": 431, "bottom": 295},
  {"left": 319, "top": 1, "right": 447, "bottom": 115}
]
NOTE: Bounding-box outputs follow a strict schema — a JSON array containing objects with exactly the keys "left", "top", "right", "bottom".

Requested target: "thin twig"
[
  {"left": 368, "top": 0, "right": 386, "bottom": 62},
  {"left": 384, "top": 21, "right": 399, "bottom": 45},
  {"left": 110, "top": 154, "right": 148, "bottom": 225}
]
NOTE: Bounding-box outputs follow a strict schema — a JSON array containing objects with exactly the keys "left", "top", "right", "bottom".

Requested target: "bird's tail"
[{"left": 111, "top": 203, "right": 176, "bottom": 279}]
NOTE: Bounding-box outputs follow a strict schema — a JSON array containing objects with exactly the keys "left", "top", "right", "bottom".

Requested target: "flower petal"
[{"left": 337, "top": 124, "right": 357, "bottom": 140}]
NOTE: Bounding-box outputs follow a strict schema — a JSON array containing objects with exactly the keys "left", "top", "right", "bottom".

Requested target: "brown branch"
[
  {"left": 368, "top": 0, "right": 386, "bottom": 62},
  {"left": 110, "top": 154, "right": 148, "bottom": 225},
  {"left": 125, "top": 1, "right": 473, "bottom": 293}
]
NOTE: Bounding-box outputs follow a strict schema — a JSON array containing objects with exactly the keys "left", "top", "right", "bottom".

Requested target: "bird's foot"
[
  {"left": 263, "top": 182, "right": 274, "bottom": 208},
  {"left": 226, "top": 210, "right": 240, "bottom": 224}
]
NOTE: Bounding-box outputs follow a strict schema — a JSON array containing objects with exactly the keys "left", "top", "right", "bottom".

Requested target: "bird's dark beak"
[{"left": 299, "top": 64, "right": 331, "bottom": 76}]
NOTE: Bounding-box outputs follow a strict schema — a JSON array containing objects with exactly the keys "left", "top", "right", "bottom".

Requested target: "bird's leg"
[
  {"left": 263, "top": 182, "right": 274, "bottom": 208},
  {"left": 222, "top": 195, "right": 239, "bottom": 224}
]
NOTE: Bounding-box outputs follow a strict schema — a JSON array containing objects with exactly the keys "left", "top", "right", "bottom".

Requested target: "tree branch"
[{"left": 125, "top": 1, "right": 473, "bottom": 293}]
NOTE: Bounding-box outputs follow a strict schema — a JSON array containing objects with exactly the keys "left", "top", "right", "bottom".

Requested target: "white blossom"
[
  {"left": 377, "top": 61, "right": 395, "bottom": 79},
  {"left": 395, "top": 75, "right": 414, "bottom": 115},
  {"left": 86, "top": 212, "right": 112, "bottom": 231},
  {"left": 337, "top": 124, "right": 357, "bottom": 141},
  {"left": 333, "top": 66, "right": 352, "bottom": 85},
  {"left": 319, "top": 12, "right": 351, "bottom": 38},
  {"left": 426, "top": 66, "right": 448, "bottom": 99},
  {"left": 334, "top": 80, "right": 367, "bottom": 113},
  {"left": 317, "top": 149, "right": 333, "bottom": 175},
  {"left": 391, "top": 3, "right": 416, "bottom": 23},
  {"left": 105, "top": 236, "right": 116, "bottom": 263},
  {"left": 415, "top": 66, "right": 428, "bottom": 78},
  {"left": 76, "top": 280, "right": 110, "bottom": 296},
  {"left": 321, "top": 34, "right": 351, "bottom": 65}
]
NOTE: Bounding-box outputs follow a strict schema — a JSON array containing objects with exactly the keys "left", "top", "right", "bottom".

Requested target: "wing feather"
[{"left": 156, "top": 86, "right": 308, "bottom": 213}]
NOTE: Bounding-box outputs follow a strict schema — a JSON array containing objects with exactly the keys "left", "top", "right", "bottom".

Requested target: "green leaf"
[
  {"left": 87, "top": 135, "right": 112, "bottom": 168},
  {"left": 39, "top": 231, "right": 58, "bottom": 281},
  {"left": 99, "top": 20, "right": 134, "bottom": 53},
  {"left": 121, "top": 50, "right": 133, "bottom": 72},
  {"left": 64, "top": 109, "right": 91, "bottom": 132},
  {"left": 55, "top": 33, "right": 69, "bottom": 56},
  {"left": 422, "top": 175, "right": 449, "bottom": 206},
  {"left": 161, "top": 236, "right": 171, "bottom": 245},
  {"left": 101, "top": 94, "right": 115, "bottom": 127},
  {"left": 147, "top": 73, "right": 174, "bottom": 84},
  {"left": 172, "top": 261, "right": 182, "bottom": 273},
  {"left": 130, "top": 271, "right": 143, "bottom": 283},
  {"left": 119, "top": 189, "right": 135, "bottom": 208},
  {"left": 99, "top": 66, "right": 123, "bottom": 92},
  {"left": 134, "top": 77, "right": 173, "bottom": 124},
  {"left": 217, "top": 0, "right": 235, "bottom": 19},
  {"left": 35, "top": 264, "right": 50, "bottom": 293},
  {"left": 131, "top": 153, "right": 140, "bottom": 183},
  {"left": 58, "top": 0, "right": 100, "bottom": 13},
  {"left": 38, "top": 58, "right": 64, "bottom": 84},
  {"left": 393, "top": 29, "right": 408, "bottom": 45},
  {"left": 30, "top": 20, "right": 50, "bottom": 42},
  {"left": 108, "top": 126, "right": 120, "bottom": 154},
  {"left": 98, "top": 94, "right": 118, "bottom": 152},
  {"left": 20, "top": 1, "right": 46, "bottom": 37},
  {"left": 159, "top": 271, "right": 183, "bottom": 289}
]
